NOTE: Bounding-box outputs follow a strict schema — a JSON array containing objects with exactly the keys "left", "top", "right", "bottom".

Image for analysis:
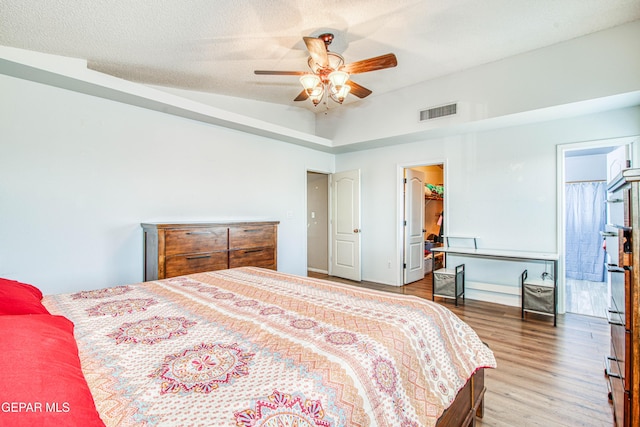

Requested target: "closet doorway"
[
  {"left": 403, "top": 163, "right": 444, "bottom": 285},
  {"left": 307, "top": 172, "right": 329, "bottom": 274}
]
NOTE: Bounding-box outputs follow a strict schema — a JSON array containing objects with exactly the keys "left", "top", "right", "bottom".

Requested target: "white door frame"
[
  {"left": 397, "top": 159, "right": 447, "bottom": 286},
  {"left": 556, "top": 136, "right": 638, "bottom": 314},
  {"left": 305, "top": 167, "right": 362, "bottom": 281}
]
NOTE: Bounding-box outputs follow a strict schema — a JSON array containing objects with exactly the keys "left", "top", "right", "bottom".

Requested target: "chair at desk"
[{"left": 432, "top": 263, "right": 465, "bottom": 306}]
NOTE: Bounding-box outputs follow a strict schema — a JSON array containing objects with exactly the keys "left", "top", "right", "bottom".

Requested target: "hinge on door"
[
  {"left": 403, "top": 263, "right": 407, "bottom": 269},
  {"left": 403, "top": 178, "right": 407, "bottom": 184},
  {"left": 403, "top": 220, "right": 407, "bottom": 226}
]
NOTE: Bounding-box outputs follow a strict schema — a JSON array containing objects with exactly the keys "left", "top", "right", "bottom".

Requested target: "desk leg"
[
  {"left": 431, "top": 255, "right": 436, "bottom": 301},
  {"left": 553, "top": 260, "right": 557, "bottom": 327}
]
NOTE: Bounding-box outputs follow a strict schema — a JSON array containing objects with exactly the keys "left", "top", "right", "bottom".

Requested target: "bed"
[{"left": 1, "top": 267, "right": 496, "bottom": 426}]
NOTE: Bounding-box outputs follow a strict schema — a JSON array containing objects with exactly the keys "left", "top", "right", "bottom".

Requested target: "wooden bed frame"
[{"left": 437, "top": 368, "right": 486, "bottom": 427}]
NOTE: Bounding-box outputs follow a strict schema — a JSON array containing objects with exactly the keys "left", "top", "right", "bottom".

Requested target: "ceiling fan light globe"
[
  {"left": 299, "top": 74, "right": 321, "bottom": 93},
  {"left": 328, "top": 70, "right": 349, "bottom": 88},
  {"left": 309, "top": 87, "right": 324, "bottom": 106},
  {"left": 310, "top": 86, "right": 323, "bottom": 96},
  {"left": 336, "top": 84, "right": 351, "bottom": 103},
  {"left": 329, "top": 84, "right": 351, "bottom": 104}
]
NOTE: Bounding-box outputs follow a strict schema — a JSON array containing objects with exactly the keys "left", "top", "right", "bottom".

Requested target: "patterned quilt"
[{"left": 43, "top": 267, "right": 496, "bottom": 427}]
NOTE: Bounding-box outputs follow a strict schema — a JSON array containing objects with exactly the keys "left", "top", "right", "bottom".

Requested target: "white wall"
[
  {"left": 0, "top": 74, "right": 334, "bottom": 295},
  {"left": 565, "top": 154, "right": 608, "bottom": 182},
  {"left": 149, "top": 85, "right": 318, "bottom": 135},
  {"left": 335, "top": 106, "right": 640, "bottom": 305}
]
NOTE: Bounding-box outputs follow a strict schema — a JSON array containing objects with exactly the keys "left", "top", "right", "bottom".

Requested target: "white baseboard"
[{"left": 464, "top": 280, "right": 521, "bottom": 307}]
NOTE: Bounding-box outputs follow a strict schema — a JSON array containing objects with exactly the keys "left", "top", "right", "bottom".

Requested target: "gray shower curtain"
[{"left": 565, "top": 181, "right": 607, "bottom": 281}]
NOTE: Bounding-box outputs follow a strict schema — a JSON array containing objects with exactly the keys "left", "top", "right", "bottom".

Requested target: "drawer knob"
[
  {"left": 186, "top": 255, "right": 212, "bottom": 260},
  {"left": 242, "top": 249, "right": 262, "bottom": 254}
]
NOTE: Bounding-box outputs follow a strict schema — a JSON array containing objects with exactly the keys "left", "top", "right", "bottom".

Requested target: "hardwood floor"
[{"left": 308, "top": 272, "right": 614, "bottom": 427}]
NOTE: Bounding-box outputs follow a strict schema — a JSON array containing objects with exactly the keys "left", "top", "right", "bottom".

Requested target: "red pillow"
[
  {"left": 0, "top": 315, "right": 105, "bottom": 427},
  {"left": 0, "top": 278, "right": 50, "bottom": 315}
]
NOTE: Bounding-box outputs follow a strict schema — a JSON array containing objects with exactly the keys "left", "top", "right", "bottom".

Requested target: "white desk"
[
  {"left": 431, "top": 246, "right": 559, "bottom": 325},
  {"left": 431, "top": 246, "right": 559, "bottom": 264}
]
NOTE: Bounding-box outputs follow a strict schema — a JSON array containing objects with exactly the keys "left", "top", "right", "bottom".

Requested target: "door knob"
[{"left": 353, "top": 228, "right": 361, "bottom": 233}]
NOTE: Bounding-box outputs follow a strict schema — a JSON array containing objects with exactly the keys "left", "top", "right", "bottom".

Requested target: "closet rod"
[{"left": 565, "top": 179, "right": 606, "bottom": 183}]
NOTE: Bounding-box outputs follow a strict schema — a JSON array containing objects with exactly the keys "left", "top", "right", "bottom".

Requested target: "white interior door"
[
  {"left": 330, "top": 169, "right": 361, "bottom": 281},
  {"left": 404, "top": 169, "right": 426, "bottom": 284}
]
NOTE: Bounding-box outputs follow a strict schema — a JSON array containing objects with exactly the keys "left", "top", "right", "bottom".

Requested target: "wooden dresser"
[
  {"left": 141, "top": 221, "right": 278, "bottom": 281},
  {"left": 605, "top": 169, "right": 639, "bottom": 427}
]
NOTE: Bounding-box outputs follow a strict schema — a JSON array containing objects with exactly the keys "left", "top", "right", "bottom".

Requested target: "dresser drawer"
[
  {"left": 606, "top": 342, "right": 625, "bottom": 427},
  {"left": 165, "top": 252, "right": 229, "bottom": 278},
  {"left": 229, "top": 247, "right": 276, "bottom": 269},
  {"left": 229, "top": 225, "right": 276, "bottom": 249},
  {"left": 610, "top": 323, "right": 626, "bottom": 383},
  {"left": 609, "top": 373, "right": 626, "bottom": 427},
  {"left": 165, "top": 227, "right": 228, "bottom": 256},
  {"left": 610, "top": 269, "right": 627, "bottom": 319}
]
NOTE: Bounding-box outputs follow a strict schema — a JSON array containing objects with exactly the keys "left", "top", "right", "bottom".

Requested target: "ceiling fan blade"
[
  {"left": 303, "top": 36, "right": 329, "bottom": 68},
  {"left": 294, "top": 90, "right": 309, "bottom": 102},
  {"left": 342, "top": 53, "right": 397, "bottom": 74},
  {"left": 347, "top": 80, "right": 372, "bottom": 99},
  {"left": 254, "top": 70, "right": 306, "bottom": 76}
]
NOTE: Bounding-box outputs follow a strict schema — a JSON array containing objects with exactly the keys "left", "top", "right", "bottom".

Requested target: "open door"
[
  {"left": 404, "top": 169, "right": 426, "bottom": 284},
  {"left": 330, "top": 169, "right": 361, "bottom": 281},
  {"left": 606, "top": 145, "right": 631, "bottom": 181}
]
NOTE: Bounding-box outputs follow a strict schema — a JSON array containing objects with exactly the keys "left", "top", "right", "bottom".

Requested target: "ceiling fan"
[{"left": 254, "top": 33, "right": 397, "bottom": 106}]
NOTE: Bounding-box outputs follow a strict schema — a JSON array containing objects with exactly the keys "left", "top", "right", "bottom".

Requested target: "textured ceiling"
[{"left": 1, "top": 0, "right": 639, "bottom": 111}]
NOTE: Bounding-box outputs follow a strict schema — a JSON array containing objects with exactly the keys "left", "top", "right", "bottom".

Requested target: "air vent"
[{"left": 419, "top": 103, "right": 457, "bottom": 121}]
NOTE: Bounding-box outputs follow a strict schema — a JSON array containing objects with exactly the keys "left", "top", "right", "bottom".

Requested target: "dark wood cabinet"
[
  {"left": 141, "top": 221, "right": 279, "bottom": 280},
  {"left": 605, "top": 169, "right": 639, "bottom": 427}
]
